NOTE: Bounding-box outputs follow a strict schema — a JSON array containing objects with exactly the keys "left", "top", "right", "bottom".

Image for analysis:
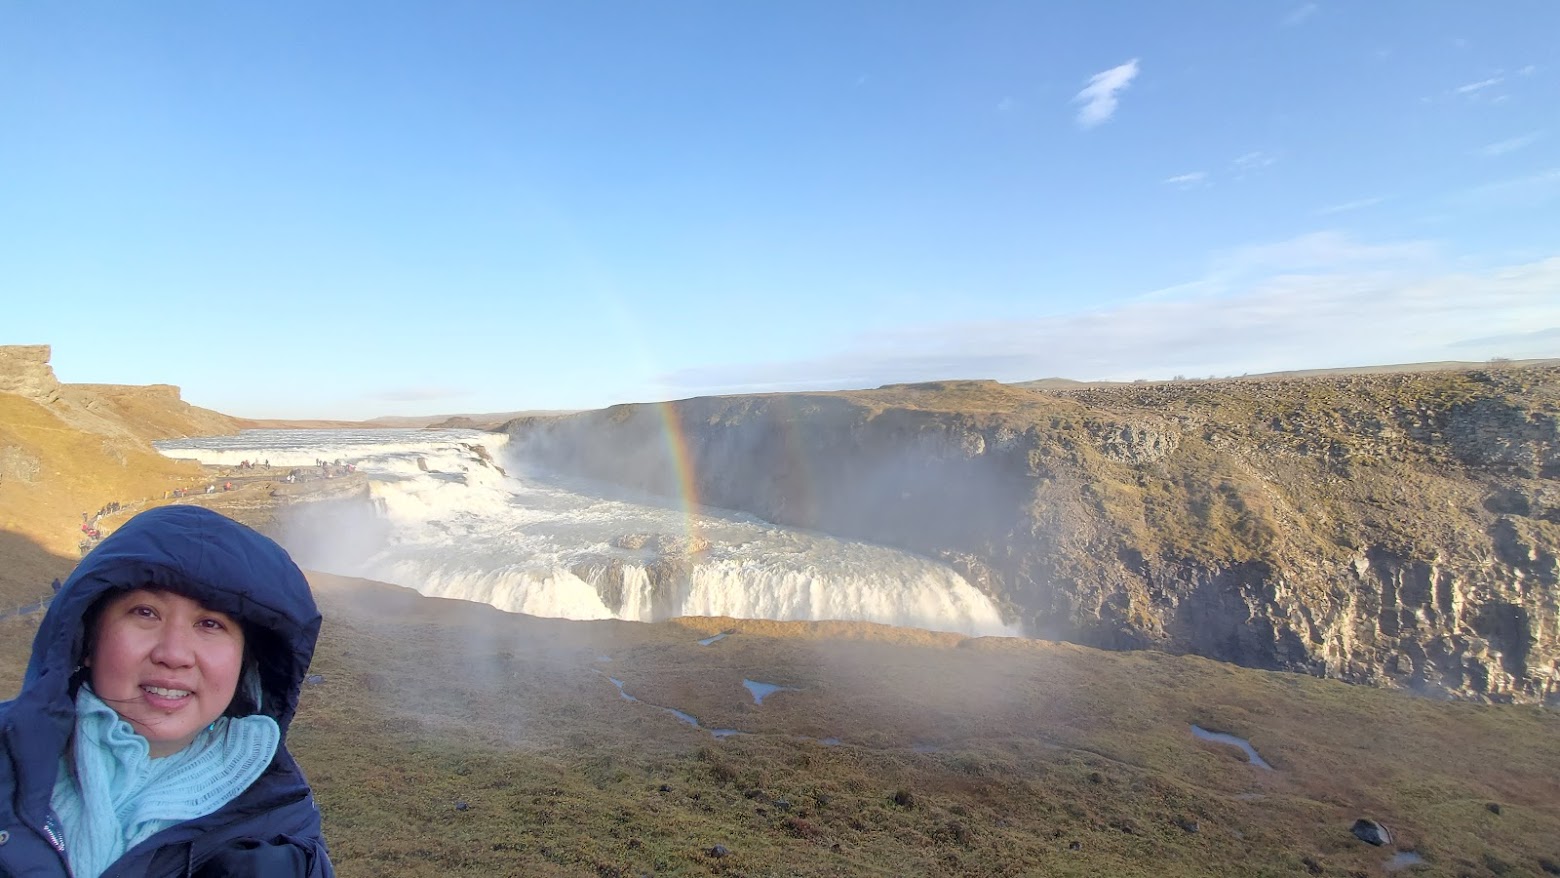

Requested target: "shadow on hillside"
[{"left": 0, "top": 529, "right": 77, "bottom": 611}]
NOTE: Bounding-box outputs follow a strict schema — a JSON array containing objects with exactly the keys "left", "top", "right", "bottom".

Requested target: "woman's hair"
[{"left": 74, "top": 584, "right": 269, "bottom": 720}]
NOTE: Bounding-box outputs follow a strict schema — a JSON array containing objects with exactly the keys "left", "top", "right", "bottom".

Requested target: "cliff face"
[
  {"left": 504, "top": 367, "right": 1560, "bottom": 705},
  {"left": 0, "top": 345, "right": 61, "bottom": 405}
]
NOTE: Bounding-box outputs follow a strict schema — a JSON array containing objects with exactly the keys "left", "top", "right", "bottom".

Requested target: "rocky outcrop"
[
  {"left": 0, "top": 344, "right": 238, "bottom": 441},
  {"left": 502, "top": 366, "right": 1560, "bottom": 705},
  {"left": 0, "top": 345, "right": 61, "bottom": 405}
]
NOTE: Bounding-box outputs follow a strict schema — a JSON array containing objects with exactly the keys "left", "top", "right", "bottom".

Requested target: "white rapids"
[{"left": 156, "top": 429, "right": 1017, "bottom": 637}]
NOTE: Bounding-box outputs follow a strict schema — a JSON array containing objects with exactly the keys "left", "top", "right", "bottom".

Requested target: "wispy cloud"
[
  {"left": 1163, "top": 171, "right": 1208, "bottom": 189},
  {"left": 1074, "top": 59, "right": 1140, "bottom": 129},
  {"left": 1478, "top": 132, "right": 1542, "bottom": 157},
  {"left": 1315, "top": 196, "right": 1386, "bottom": 215},
  {"left": 1454, "top": 75, "right": 1503, "bottom": 95},
  {"left": 1458, "top": 168, "right": 1560, "bottom": 206},
  {"left": 1233, "top": 151, "right": 1277, "bottom": 170},
  {"left": 657, "top": 234, "right": 1559, "bottom": 394},
  {"left": 1282, "top": 3, "right": 1318, "bottom": 26},
  {"left": 1519, "top": 64, "right": 1537, "bottom": 76},
  {"left": 1231, "top": 150, "right": 1279, "bottom": 179},
  {"left": 369, "top": 386, "right": 471, "bottom": 402},
  {"left": 1451, "top": 326, "right": 1560, "bottom": 350},
  {"left": 1197, "top": 230, "right": 1434, "bottom": 280}
]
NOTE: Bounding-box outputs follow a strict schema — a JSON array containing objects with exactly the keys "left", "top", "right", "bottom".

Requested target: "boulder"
[{"left": 1351, "top": 818, "right": 1392, "bottom": 846}]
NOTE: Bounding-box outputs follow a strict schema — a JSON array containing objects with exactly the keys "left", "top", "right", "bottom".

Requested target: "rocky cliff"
[
  {"left": 503, "top": 365, "right": 1560, "bottom": 705},
  {"left": 0, "top": 345, "right": 61, "bottom": 405}
]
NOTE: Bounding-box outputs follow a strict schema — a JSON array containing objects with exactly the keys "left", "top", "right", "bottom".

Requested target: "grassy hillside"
[
  {"left": 0, "top": 360, "right": 243, "bottom": 605},
  {"left": 0, "top": 394, "right": 213, "bottom": 605},
  {"left": 6, "top": 574, "right": 1557, "bottom": 877}
]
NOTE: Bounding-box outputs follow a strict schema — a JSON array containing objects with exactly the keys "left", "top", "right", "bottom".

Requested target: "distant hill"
[
  {"left": 1014, "top": 358, "right": 1560, "bottom": 389},
  {"left": 365, "top": 410, "right": 579, "bottom": 429}
]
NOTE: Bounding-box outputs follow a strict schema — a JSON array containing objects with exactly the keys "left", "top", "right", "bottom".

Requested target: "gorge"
[{"left": 502, "top": 365, "right": 1560, "bottom": 705}]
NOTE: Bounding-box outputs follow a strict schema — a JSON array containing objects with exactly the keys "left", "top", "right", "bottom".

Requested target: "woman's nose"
[{"left": 149, "top": 627, "right": 196, "bottom": 667}]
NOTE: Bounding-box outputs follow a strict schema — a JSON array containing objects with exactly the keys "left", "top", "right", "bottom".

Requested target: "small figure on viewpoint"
[{"left": 0, "top": 505, "right": 335, "bottom": 876}]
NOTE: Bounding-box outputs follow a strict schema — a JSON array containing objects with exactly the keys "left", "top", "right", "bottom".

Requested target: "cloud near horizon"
[
  {"left": 655, "top": 235, "right": 1560, "bottom": 394},
  {"left": 368, "top": 386, "right": 473, "bottom": 402},
  {"left": 1074, "top": 59, "right": 1140, "bottom": 128},
  {"left": 1458, "top": 167, "right": 1560, "bottom": 207}
]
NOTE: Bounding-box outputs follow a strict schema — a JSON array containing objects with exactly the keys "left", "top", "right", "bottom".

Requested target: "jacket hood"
[{"left": 23, "top": 505, "right": 321, "bottom": 736}]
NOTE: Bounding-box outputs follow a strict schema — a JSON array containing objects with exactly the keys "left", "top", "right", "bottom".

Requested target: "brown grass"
[
  {"left": 0, "top": 395, "right": 212, "bottom": 603},
  {"left": 3, "top": 570, "right": 1557, "bottom": 876}
]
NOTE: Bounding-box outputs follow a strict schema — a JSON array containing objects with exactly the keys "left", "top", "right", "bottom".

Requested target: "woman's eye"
[
  {"left": 198, "top": 618, "right": 227, "bottom": 631},
  {"left": 131, "top": 605, "right": 157, "bottom": 619}
]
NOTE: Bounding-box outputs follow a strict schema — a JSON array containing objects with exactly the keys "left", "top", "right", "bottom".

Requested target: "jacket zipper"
[{"left": 42, "top": 813, "right": 66, "bottom": 854}]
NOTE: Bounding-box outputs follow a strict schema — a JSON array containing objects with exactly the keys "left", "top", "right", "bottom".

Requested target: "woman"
[{"left": 0, "top": 505, "right": 334, "bottom": 877}]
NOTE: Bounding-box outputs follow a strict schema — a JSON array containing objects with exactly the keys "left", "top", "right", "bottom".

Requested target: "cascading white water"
[{"left": 157, "top": 428, "right": 1017, "bottom": 637}]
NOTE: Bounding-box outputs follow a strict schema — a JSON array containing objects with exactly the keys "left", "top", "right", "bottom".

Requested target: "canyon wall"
[{"left": 504, "top": 367, "right": 1560, "bottom": 704}]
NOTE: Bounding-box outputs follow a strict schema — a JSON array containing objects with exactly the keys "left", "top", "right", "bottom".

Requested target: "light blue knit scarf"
[{"left": 49, "top": 685, "right": 280, "bottom": 878}]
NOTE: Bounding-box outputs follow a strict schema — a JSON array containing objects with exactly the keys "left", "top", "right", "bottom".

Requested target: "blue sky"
[{"left": 3, "top": 2, "right": 1557, "bottom": 419}]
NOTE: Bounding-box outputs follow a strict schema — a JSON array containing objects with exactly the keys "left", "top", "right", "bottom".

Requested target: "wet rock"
[
  {"left": 1067, "top": 841, "right": 1082, "bottom": 851},
  {"left": 1486, "top": 802, "right": 1502, "bottom": 815},
  {"left": 454, "top": 800, "right": 469, "bottom": 812},
  {"left": 304, "top": 674, "right": 324, "bottom": 685},
  {"left": 891, "top": 788, "right": 916, "bottom": 809},
  {"left": 1175, "top": 816, "right": 1200, "bottom": 834},
  {"left": 658, "top": 784, "right": 672, "bottom": 793},
  {"left": 707, "top": 844, "right": 729, "bottom": 858},
  {"left": 1351, "top": 818, "right": 1392, "bottom": 846}
]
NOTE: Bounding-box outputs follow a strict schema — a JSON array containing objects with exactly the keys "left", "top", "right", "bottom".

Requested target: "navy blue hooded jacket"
[{"left": 0, "top": 506, "right": 334, "bottom": 877}]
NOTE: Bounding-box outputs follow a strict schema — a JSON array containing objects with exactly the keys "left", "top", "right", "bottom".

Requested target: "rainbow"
[
  {"left": 653, "top": 394, "right": 822, "bottom": 542},
  {"left": 655, "top": 400, "right": 703, "bottom": 541}
]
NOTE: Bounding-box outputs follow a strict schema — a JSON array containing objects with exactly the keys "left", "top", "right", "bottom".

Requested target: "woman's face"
[{"left": 87, "top": 588, "right": 245, "bottom": 758}]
